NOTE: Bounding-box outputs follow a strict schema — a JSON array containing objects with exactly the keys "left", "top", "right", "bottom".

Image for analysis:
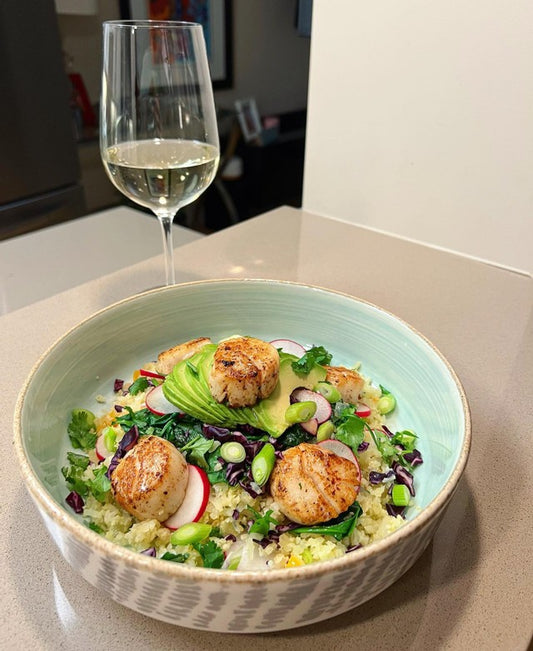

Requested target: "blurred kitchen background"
[
  {"left": 0, "top": 0, "right": 311, "bottom": 239},
  {"left": 1, "top": 0, "right": 531, "bottom": 273}
]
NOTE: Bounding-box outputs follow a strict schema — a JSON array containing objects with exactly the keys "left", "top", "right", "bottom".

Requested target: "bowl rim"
[{"left": 13, "top": 278, "right": 471, "bottom": 584}]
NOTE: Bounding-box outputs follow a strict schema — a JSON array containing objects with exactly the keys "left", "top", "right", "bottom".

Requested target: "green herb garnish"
[
  {"left": 333, "top": 407, "right": 366, "bottom": 452},
  {"left": 290, "top": 502, "right": 363, "bottom": 541},
  {"left": 291, "top": 346, "right": 332, "bottom": 374},
  {"left": 161, "top": 551, "right": 189, "bottom": 563},
  {"left": 67, "top": 408, "right": 97, "bottom": 451},
  {"left": 193, "top": 540, "right": 225, "bottom": 568},
  {"left": 248, "top": 508, "right": 278, "bottom": 537},
  {"left": 128, "top": 376, "right": 150, "bottom": 395}
]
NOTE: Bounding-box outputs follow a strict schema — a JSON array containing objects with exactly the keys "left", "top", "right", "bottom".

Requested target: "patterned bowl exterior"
[{"left": 14, "top": 280, "right": 470, "bottom": 633}]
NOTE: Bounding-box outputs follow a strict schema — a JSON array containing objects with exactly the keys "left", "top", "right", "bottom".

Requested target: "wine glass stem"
[{"left": 157, "top": 213, "right": 176, "bottom": 286}]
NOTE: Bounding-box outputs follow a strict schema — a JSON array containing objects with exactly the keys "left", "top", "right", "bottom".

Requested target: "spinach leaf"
[
  {"left": 290, "top": 502, "right": 363, "bottom": 541},
  {"left": 277, "top": 425, "right": 314, "bottom": 449},
  {"left": 181, "top": 435, "right": 215, "bottom": 469},
  {"left": 161, "top": 551, "right": 189, "bottom": 563}
]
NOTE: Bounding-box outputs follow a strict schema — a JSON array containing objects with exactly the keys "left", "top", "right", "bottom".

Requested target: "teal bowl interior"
[{"left": 19, "top": 279, "right": 469, "bottom": 528}]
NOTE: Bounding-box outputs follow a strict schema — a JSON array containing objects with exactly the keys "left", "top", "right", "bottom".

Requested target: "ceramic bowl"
[{"left": 14, "top": 279, "right": 470, "bottom": 633}]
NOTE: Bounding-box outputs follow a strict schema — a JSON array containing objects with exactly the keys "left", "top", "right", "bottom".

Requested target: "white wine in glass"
[{"left": 100, "top": 21, "right": 220, "bottom": 285}]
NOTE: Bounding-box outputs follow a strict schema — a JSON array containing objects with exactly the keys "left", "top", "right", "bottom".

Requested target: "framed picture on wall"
[
  {"left": 120, "top": 0, "right": 233, "bottom": 89},
  {"left": 235, "top": 98, "right": 262, "bottom": 142}
]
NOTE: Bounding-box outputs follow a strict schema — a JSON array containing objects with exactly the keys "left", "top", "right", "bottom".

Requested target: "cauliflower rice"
[{"left": 63, "top": 347, "right": 421, "bottom": 570}]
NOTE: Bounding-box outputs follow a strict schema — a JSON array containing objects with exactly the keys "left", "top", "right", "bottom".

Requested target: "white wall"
[{"left": 304, "top": 1, "right": 532, "bottom": 273}]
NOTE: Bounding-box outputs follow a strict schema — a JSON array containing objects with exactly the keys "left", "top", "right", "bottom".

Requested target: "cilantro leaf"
[
  {"left": 193, "top": 540, "right": 224, "bottom": 568},
  {"left": 248, "top": 508, "right": 278, "bottom": 537},
  {"left": 67, "top": 408, "right": 97, "bottom": 451},
  {"left": 66, "top": 451, "right": 90, "bottom": 471},
  {"left": 62, "top": 463, "right": 89, "bottom": 496},
  {"left": 89, "top": 465, "right": 111, "bottom": 503},
  {"left": 291, "top": 346, "right": 332, "bottom": 374},
  {"left": 128, "top": 376, "right": 150, "bottom": 395},
  {"left": 370, "top": 428, "right": 398, "bottom": 463},
  {"left": 333, "top": 407, "right": 366, "bottom": 453}
]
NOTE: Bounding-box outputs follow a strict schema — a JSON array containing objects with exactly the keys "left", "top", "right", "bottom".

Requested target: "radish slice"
[
  {"left": 140, "top": 368, "right": 166, "bottom": 381},
  {"left": 269, "top": 338, "right": 306, "bottom": 357},
  {"left": 95, "top": 434, "right": 109, "bottom": 461},
  {"left": 317, "top": 439, "right": 359, "bottom": 469},
  {"left": 291, "top": 388, "right": 332, "bottom": 424},
  {"left": 301, "top": 418, "right": 318, "bottom": 435},
  {"left": 145, "top": 385, "right": 182, "bottom": 416},
  {"left": 355, "top": 403, "right": 372, "bottom": 418},
  {"left": 163, "top": 465, "right": 210, "bottom": 530}
]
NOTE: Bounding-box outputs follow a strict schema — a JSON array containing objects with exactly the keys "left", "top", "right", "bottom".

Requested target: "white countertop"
[{"left": 0, "top": 206, "right": 203, "bottom": 315}]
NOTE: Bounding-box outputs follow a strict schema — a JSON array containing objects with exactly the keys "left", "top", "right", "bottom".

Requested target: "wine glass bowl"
[{"left": 100, "top": 21, "right": 220, "bottom": 284}]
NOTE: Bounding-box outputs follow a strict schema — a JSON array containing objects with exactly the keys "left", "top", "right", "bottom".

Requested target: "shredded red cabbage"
[
  {"left": 114, "top": 378, "right": 124, "bottom": 392},
  {"left": 369, "top": 469, "right": 395, "bottom": 485},
  {"left": 357, "top": 441, "right": 370, "bottom": 452},
  {"left": 386, "top": 503, "right": 406, "bottom": 518},
  {"left": 392, "top": 461, "right": 415, "bottom": 496},
  {"left": 106, "top": 425, "right": 139, "bottom": 478},
  {"left": 403, "top": 449, "right": 423, "bottom": 467},
  {"left": 66, "top": 491, "right": 84, "bottom": 513},
  {"left": 141, "top": 547, "right": 157, "bottom": 556}
]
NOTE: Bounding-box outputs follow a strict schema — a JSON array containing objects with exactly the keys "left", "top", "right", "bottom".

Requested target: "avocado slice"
[{"left": 162, "top": 348, "right": 327, "bottom": 437}]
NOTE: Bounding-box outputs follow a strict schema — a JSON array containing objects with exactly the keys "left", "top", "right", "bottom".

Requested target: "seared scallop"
[
  {"left": 156, "top": 337, "right": 211, "bottom": 375},
  {"left": 111, "top": 435, "right": 188, "bottom": 521},
  {"left": 325, "top": 365, "right": 364, "bottom": 405},
  {"left": 208, "top": 336, "right": 280, "bottom": 408},
  {"left": 269, "top": 442, "right": 360, "bottom": 525}
]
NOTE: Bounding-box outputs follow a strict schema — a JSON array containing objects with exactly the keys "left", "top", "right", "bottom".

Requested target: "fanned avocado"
[{"left": 162, "top": 347, "right": 327, "bottom": 437}]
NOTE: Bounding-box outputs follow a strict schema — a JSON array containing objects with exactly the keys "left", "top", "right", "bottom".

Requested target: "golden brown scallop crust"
[
  {"left": 208, "top": 336, "right": 280, "bottom": 408},
  {"left": 325, "top": 365, "right": 364, "bottom": 405},
  {"left": 111, "top": 435, "right": 188, "bottom": 522},
  {"left": 156, "top": 337, "right": 212, "bottom": 375},
  {"left": 269, "top": 442, "right": 360, "bottom": 525}
]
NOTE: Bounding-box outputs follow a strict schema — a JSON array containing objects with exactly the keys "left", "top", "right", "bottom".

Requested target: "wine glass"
[{"left": 100, "top": 21, "right": 220, "bottom": 285}]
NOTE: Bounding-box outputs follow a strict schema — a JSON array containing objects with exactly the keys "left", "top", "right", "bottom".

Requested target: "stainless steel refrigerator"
[{"left": 0, "top": 0, "right": 86, "bottom": 240}]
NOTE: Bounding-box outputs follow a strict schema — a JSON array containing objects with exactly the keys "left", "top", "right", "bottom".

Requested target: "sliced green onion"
[
  {"left": 302, "top": 548, "right": 313, "bottom": 564},
  {"left": 103, "top": 427, "right": 117, "bottom": 453},
  {"left": 227, "top": 556, "right": 241, "bottom": 570},
  {"left": 313, "top": 382, "right": 341, "bottom": 404},
  {"left": 251, "top": 443, "right": 276, "bottom": 486},
  {"left": 377, "top": 393, "right": 396, "bottom": 414},
  {"left": 219, "top": 441, "right": 246, "bottom": 463},
  {"left": 285, "top": 401, "right": 317, "bottom": 424},
  {"left": 316, "top": 421, "right": 335, "bottom": 442},
  {"left": 391, "top": 484, "right": 410, "bottom": 507},
  {"left": 170, "top": 522, "right": 212, "bottom": 546}
]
